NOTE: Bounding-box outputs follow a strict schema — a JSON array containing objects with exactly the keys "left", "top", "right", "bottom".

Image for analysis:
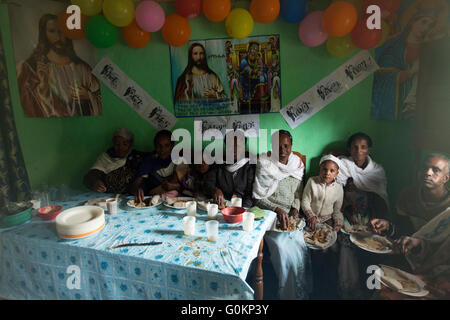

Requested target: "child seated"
[{"left": 301, "top": 155, "right": 344, "bottom": 232}]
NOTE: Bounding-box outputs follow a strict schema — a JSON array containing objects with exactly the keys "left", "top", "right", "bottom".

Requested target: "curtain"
[{"left": 0, "top": 29, "right": 31, "bottom": 211}]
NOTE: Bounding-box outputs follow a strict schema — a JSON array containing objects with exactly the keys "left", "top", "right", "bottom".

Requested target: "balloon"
[
  {"left": 85, "top": 15, "right": 117, "bottom": 48},
  {"left": 250, "top": 0, "right": 280, "bottom": 24},
  {"left": 71, "top": 0, "right": 103, "bottom": 16},
  {"left": 298, "top": 11, "right": 328, "bottom": 47},
  {"left": 225, "top": 8, "right": 254, "bottom": 39},
  {"left": 57, "top": 10, "right": 89, "bottom": 40},
  {"left": 135, "top": 1, "right": 165, "bottom": 32},
  {"left": 323, "top": 1, "right": 358, "bottom": 37},
  {"left": 122, "top": 19, "right": 150, "bottom": 48},
  {"left": 161, "top": 14, "right": 191, "bottom": 47},
  {"left": 175, "top": 0, "right": 202, "bottom": 19},
  {"left": 280, "top": 0, "right": 306, "bottom": 23},
  {"left": 103, "top": 0, "right": 134, "bottom": 27},
  {"left": 351, "top": 18, "right": 382, "bottom": 49},
  {"left": 375, "top": 20, "right": 390, "bottom": 48},
  {"left": 362, "top": 0, "right": 400, "bottom": 19},
  {"left": 203, "top": 0, "right": 231, "bottom": 22},
  {"left": 332, "top": 0, "right": 363, "bottom": 18},
  {"left": 326, "top": 34, "right": 355, "bottom": 58}
]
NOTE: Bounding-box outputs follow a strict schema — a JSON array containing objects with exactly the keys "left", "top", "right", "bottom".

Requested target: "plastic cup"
[
  {"left": 207, "top": 203, "right": 218, "bottom": 220},
  {"left": 186, "top": 201, "right": 197, "bottom": 217},
  {"left": 183, "top": 216, "right": 196, "bottom": 236},
  {"left": 106, "top": 198, "right": 118, "bottom": 214},
  {"left": 242, "top": 212, "right": 255, "bottom": 231},
  {"left": 206, "top": 220, "right": 219, "bottom": 241},
  {"left": 231, "top": 197, "right": 242, "bottom": 207}
]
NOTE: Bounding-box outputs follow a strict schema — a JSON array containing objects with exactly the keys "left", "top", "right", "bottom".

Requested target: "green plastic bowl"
[{"left": 1, "top": 207, "right": 33, "bottom": 228}]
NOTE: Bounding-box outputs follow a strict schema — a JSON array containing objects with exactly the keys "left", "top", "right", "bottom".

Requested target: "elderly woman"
[
  {"left": 336, "top": 132, "right": 391, "bottom": 299},
  {"left": 203, "top": 133, "right": 255, "bottom": 208},
  {"left": 252, "top": 130, "right": 310, "bottom": 299},
  {"left": 83, "top": 128, "right": 146, "bottom": 194},
  {"left": 130, "top": 130, "right": 176, "bottom": 203}
]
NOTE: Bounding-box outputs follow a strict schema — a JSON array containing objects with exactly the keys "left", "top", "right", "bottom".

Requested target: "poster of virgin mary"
[
  {"left": 371, "top": 0, "right": 449, "bottom": 120},
  {"left": 9, "top": 0, "right": 102, "bottom": 118}
]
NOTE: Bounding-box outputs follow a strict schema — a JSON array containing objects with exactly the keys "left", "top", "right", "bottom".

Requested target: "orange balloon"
[
  {"left": 57, "top": 10, "right": 89, "bottom": 40},
  {"left": 122, "top": 19, "right": 150, "bottom": 48},
  {"left": 162, "top": 14, "right": 191, "bottom": 47},
  {"left": 250, "top": 0, "right": 280, "bottom": 24},
  {"left": 323, "top": 1, "right": 358, "bottom": 37},
  {"left": 203, "top": 0, "right": 231, "bottom": 22}
]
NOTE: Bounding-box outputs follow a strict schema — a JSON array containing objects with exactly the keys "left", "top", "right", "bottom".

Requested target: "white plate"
[
  {"left": 375, "top": 265, "right": 429, "bottom": 297},
  {"left": 58, "top": 222, "right": 105, "bottom": 240},
  {"left": 126, "top": 196, "right": 162, "bottom": 209},
  {"left": 84, "top": 198, "right": 109, "bottom": 209},
  {"left": 197, "top": 200, "right": 232, "bottom": 212},
  {"left": 56, "top": 206, "right": 105, "bottom": 238},
  {"left": 304, "top": 224, "right": 337, "bottom": 250},
  {"left": 163, "top": 197, "right": 196, "bottom": 210},
  {"left": 350, "top": 232, "right": 393, "bottom": 254},
  {"left": 273, "top": 219, "right": 306, "bottom": 233}
]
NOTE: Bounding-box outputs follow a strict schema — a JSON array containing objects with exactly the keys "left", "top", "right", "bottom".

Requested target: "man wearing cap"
[{"left": 83, "top": 128, "right": 146, "bottom": 194}]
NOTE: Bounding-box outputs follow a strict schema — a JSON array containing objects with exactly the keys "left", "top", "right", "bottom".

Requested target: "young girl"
[
  {"left": 302, "top": 154, "right": 344, "bottom": 232},
  {"left": 301, "top": 154, "right": 344, "bottom": 299}
]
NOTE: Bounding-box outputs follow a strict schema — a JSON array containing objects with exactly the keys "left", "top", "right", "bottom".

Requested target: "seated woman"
[
  {"left": 130, "top": 130, "right": 175, "bottom": 203},
  {"left": 335, "top": 132, "right": 391, "bottom": 299},
  {"left": 252, "top": 130, "right": 309, "bottom": 300},
  {"left": 83, "top": 128, "right": 146, "bottom": 194},
  {"left": 203, "top": 133, "right": 255, "bottom": 208}
]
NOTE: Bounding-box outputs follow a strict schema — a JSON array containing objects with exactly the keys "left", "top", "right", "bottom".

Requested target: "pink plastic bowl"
[
  {"left": 221, "top": 206, "right": 245, "bottom": 223},
  {"left": 38, "top": 205, "right": 62, "bottom": 221}
]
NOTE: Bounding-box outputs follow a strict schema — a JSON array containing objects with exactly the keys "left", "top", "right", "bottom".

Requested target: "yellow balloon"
[
  {"left": 103, "top": 0, "right": 135, "bottom": 27},
  {"left": 225, "top": 8, "right": 254, "bottom": 39},
  {"left": 71, "top": 0, "right": 103, "bottom": 16},
  {"left": 326, "top": 35, "right": 355, "bottom": 58}
]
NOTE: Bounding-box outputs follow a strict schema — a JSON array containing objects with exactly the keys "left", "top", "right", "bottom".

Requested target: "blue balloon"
[{"left": 281, "top": 0, "right": 307, "bottom": 23}]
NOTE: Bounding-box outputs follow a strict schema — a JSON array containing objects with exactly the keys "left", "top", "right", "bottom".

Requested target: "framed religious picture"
[
  {"left": 371, "top": 0, "right": 449, "bottom": 120},
  {"left": 170, "top": 34, "right": 282, "bottom": 117},
  {"left": 9, "top": 0, "right": 102, "bottom": 118}
]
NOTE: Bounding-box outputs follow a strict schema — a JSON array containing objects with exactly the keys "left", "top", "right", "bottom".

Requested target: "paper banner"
[
  {"left": 226, "top": 114, "right": 260, "bottom": 138},
  {"left": 195, "top": 115, "right": 260, "bottom": 140},
  {"left": 280, "top": 51, "right": 379, "bottom": 129},
  {"left": 92, "top": 56, "right": 177, "bottom": 130}
]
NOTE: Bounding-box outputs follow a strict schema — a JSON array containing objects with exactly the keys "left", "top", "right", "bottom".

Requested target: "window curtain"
[{"left": 0, "top": 30, "right": 31, "bottom": 211}]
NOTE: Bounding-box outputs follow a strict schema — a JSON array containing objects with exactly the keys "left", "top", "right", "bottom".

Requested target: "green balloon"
[
  {"left": 85, "top": 15, "right": 117, "bottom": 48},
  {"left": 326, "top": 35, "right": 356, "bottom": 58}
]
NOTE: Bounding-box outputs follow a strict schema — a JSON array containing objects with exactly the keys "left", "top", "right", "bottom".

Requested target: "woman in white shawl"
[
  {"left": 253, "top": 130, "right": 310, "bottom": 299},
  {"left": 83, "top": 128, "right": 146, "bottom": 194},
  {"left": 336, "top": 132, "right": 391, "bottom": 299}
]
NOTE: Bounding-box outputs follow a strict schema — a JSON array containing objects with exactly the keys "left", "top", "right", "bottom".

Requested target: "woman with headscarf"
[
  {"left": 336, "top": 132, "right": 391, "bottom": 299},
  {"left": 83, "top": 128, "right": 146, "bottom": 194},
  {"left": 252, "top": 130, "right": 310, "bottom": 300}
]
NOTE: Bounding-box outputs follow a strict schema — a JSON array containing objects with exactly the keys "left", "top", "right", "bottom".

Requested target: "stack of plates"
[{"left": 55, "top": 206, "right": 105, "bottom": 240}]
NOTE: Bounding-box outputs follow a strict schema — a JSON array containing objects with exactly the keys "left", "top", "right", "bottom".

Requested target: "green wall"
[{"left": 0, "top": 1, "right": 415, "bottom": 208}]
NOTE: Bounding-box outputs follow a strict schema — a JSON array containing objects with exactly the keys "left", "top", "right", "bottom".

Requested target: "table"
[{"left": 0, "top": 193, "right": 276, "bottom": 300}]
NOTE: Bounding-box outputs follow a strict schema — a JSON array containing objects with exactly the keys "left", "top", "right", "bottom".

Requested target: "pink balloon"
[
  {"left": 136, "top": 0, "right": 165, "bottom": 32},
  {"left": 298, "top": 11, "right": 328, "bottom": 47}
]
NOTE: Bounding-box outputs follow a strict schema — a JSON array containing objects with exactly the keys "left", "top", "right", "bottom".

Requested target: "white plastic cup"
[
  {"left": 207, "top": 203, "right": 219, "bottom": 220},
  {"left": 242, "top": 212, "right": 255, "bottom": 232},
  {"left": 183, "top": 216, "right": 196, "bottom": 236},
  {"left": 205, "top": 220, "right": 219, "bottom": 241},
  {"left": 231, "top": 197, "right": 242, "bottom": 207},
  {"left": 186, "top": 201, "right": 197, "bottom": 217},
  {"left": 106, "top": 198, "right": 118, "bottom": 214}
]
